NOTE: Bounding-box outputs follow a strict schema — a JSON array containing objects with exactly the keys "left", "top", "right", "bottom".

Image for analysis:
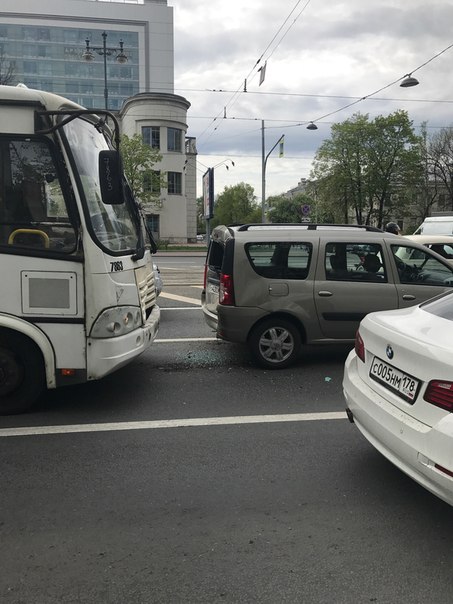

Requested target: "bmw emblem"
[{"left": 386, "top": 345, "right": 394, "bottom": 360}]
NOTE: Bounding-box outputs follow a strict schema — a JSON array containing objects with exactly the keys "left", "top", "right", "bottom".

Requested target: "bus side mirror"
[{"left": 99, "top": 150, "right": 124, "bottom": 205}]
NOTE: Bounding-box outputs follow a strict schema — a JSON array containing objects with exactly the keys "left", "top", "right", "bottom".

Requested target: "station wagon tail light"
[
  {"left": 355, "top": 330, "right": 365, "bottom": 363},
  {"left": 219, "top": 273, "right": 235, "bottom": 305},
  {"left": 424, "top": 380, "right": 453, "bottom": 411}
]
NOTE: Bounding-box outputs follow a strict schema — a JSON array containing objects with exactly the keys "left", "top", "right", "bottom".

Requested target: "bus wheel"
[{"left": 0, "top": 335, "right": 45, "bottom": 415}]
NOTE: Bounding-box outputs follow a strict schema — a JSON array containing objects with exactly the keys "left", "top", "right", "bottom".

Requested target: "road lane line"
[
  {"left": 0, "top": 412, "right": 347, "bottom": 438},
  {"left": 155, "top": 337, "right": 217, "bottom": 342},
  {"left": 160, "top": 307, "right": 202, "bottom": 311},
  {"left": 159, "top": 292, "right": 201, "bottom": 305}
]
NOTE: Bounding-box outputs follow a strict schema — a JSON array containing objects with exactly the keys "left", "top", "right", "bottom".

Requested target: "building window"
[
  {"left": 24, "top": 28, "right": 38, "bottom": 41},
  {"left": 167, "top": 128, "right": 182, "bottom": 152},
  {"left": 23, "top": 44, "right": 37, "bottom": 57},
  {"left": 143, "top": 170, "right": 161, "bottom": 194},
  {"left": 167, "top": 172, "right": 182, "bottom": 195},
  {"left": 142, "top": 126, "right": 160, "bottom": 149},
  {"left": 146, "top": 214, "right": 160, "bottom": 239},
  {"left": 38, "top": 29, "right": 50, "bottom": 42},
  {"left": 66, "top": 82, "right": 79, "bottom": 94},
  {"left": 23, "top": 61, "right": 37, "bottom": 75}
]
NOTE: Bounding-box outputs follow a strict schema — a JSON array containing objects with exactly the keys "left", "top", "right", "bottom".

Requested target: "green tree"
[
  {"left": 120, "top": 134, "right": 165, "bottom": 209},
  {"left": 426, "top": 126, "right": 453, "bottom": 212},
  {"left": 267, "top": 193, "right": 314, "bottom": 223},
  {"left": 0, "top": 50, "right": 15, "bottom": 85},
  {"left": 211, "top": 182, "right": 261, "bottom": 227},
  {"left": 311, "top": 111, "right": 423, "bottom": 227}
]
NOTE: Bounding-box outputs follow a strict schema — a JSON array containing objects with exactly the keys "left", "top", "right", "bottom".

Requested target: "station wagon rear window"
[{"left": 245, "top": 242, "right": 312, "bottom": 279}]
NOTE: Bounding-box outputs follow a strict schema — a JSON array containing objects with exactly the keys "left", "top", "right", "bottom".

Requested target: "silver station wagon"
[{"left": 201, "top": 224, "right": 453, "bottom": 369}]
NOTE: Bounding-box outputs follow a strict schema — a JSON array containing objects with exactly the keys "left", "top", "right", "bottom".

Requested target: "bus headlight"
[{"left": 90, "top": 306, "right": 142, "bottom": 338}]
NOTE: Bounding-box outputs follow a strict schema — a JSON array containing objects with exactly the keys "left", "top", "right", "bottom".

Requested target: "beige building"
[{"left": 121, "top": 92, "right": 197, "bottom": 242}]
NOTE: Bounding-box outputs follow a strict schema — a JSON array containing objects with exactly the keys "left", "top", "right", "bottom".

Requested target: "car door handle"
[
  {"left": 318, "top": 290, "right": 333, "bottom": 297},
  {"left": 402, "top": 294, "right": 416, "bottom": 300}
]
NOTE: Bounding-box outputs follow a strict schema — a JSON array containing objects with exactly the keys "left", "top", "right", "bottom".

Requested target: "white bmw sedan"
[{"left": 343, "top": 292, "right": 453, "bottom": 507}]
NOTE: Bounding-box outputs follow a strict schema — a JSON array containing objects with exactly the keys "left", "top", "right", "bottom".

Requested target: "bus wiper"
[{"left": 132, "top": 234, "right": 145, "bottom": 261}]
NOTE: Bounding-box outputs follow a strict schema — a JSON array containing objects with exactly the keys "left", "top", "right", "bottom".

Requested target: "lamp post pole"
[
  {"left": 102, "top": 32, "right": 108, "bottom": 110},
  {"left": 82, "top": 32, "right": 128, "bottom": 110},
  {"left": 261, "top": 120, "right": 284, "bottom": 223}
]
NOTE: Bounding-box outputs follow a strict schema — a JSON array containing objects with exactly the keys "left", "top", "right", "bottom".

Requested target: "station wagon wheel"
[
  {"left": 249, "top": 318, "right": 301, "bottom": 369},
  {"left": 0, "top": 334, "right": 45, "bottom": 415}
]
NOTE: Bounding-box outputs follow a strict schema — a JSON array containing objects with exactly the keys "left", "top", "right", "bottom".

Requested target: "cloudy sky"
[{"left": 170, "top": 0, "right": 453, "bottom": 201}]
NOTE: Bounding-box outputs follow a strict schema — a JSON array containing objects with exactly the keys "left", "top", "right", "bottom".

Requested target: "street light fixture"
[
  {"left": 212, "top": 159, "right": 235, "bottom": 170},
  {"left": 400, "top": 74, "right": 419, "bottom": 88},
  {"left": 82, "top": 31, "right": 128, "bottom": 110}
]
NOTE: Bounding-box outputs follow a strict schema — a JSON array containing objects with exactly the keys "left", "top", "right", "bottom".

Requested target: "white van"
[{"left": 414, "top": 213, "right": 453, "bottom": 235}]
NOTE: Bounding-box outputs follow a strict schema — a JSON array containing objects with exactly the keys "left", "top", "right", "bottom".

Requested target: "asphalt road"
[{"left": 1, "top": 254, "right": 453, "bottom": 604}]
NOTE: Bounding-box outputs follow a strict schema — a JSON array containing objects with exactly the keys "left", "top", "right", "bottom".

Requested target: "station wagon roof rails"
[{"left": 236, "top": 223, "right": 383, "bottom": 232}]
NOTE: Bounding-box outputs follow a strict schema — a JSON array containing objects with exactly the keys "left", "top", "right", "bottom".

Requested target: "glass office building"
[{"left": 0, "top": 24, "right": 139, "bottom": 110}]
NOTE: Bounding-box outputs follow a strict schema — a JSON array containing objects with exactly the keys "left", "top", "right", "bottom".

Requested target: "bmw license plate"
[{"left": 369, "top": 356, "right": 420, "bottom": 403}]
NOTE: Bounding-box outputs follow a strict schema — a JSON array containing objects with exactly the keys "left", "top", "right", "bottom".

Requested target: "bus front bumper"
[{"left": 86, "top": 304, "right": 160, "bottom": 380}]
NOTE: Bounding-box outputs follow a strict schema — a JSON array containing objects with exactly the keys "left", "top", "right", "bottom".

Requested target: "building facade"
[
  {"left": 121, "top": 92, "right": 197, "bottom": 243},
  {"left": 0, "top": 0, "right": 197, "bottom": 242}
]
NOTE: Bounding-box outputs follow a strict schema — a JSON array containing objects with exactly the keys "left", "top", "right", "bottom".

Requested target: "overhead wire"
[
  {"left": 296, "top": 40, "right": 453, "bottom": 128},
  {"left": 192, "top": 40, "right": 453, "bottom": 147},
  {"left": 195, "top": 0, "right": 313, "bottom": 147}
]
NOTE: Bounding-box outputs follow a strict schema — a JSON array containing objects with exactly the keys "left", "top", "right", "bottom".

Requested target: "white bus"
[{"left": 0, "top": 85, "right": 160, "bottom": 414}]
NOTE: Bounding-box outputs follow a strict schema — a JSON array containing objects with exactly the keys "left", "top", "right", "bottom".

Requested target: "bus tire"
[{"left": 0, "top": 333, "right": 46, "bottom": 415}]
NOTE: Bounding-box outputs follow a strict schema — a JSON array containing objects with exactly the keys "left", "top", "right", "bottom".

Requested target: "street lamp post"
[
  {"left": 261, "top": 120, "right": 284, "bottom": 223},
  {"left": 82, "top": 31, "right": 128, "bottom": 110}
]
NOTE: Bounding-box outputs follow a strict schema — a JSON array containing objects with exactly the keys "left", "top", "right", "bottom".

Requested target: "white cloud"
[{"left": 171, "top": 0, "right": 453, "bottom": 200}]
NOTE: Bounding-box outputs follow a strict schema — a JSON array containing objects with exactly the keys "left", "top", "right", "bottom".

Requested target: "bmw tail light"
[
  {"left": 424, "top": 380, "right": 453, "bottom": 411},
  {"left": 355, "top": 330, "right": 365, "bottom": 363},
  {"left": 219, "top": 273, "right": 234, "bottom": 306}
]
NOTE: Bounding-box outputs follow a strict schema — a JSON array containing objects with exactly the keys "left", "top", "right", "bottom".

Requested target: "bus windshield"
[{"left": 62, "top": 117, "right": 139, "bottom": 253}]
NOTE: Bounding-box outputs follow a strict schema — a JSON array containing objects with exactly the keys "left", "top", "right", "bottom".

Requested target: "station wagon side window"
[
  {"left": 391, "top": 245, "right": 453, "bottom": 286},
  {"left": 325, "top": 242, "right": 387, "bottom": 282},
  {"left": 246, "top": 242, "right": 312, "bottom": 279}
]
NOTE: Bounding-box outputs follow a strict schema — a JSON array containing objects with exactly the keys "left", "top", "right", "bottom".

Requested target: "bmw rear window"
[{"left": 245, "top": 242, "right": 312, "bottom": 279}]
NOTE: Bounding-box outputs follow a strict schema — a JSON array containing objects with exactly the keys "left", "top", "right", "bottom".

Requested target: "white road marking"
[
  {"left": 160, "top": 307, "right": 202, "bottom": 311},
  {"left": 159, "top": 292, "right": 201, "bottom": 305},
  {"left": 155, "top": 337, "right": 216, "bottom": 342},
  {"left": 0, "top": 412, "right": 346, "bottom": 438}
]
